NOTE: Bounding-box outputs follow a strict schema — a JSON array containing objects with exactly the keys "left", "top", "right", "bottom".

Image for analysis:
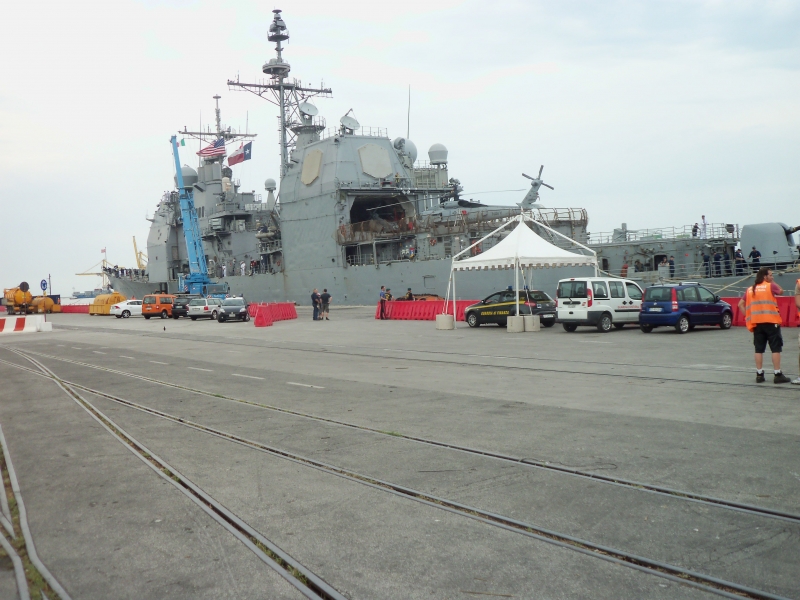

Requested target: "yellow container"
[
  {"left": 31, "top": 296, "right": 56, "bottom": 313},
  {"left": 89, "top": 292, "right": 127, "bottom": 315}
]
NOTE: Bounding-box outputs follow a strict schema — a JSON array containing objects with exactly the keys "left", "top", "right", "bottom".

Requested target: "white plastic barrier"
[
  {"left": 0, "top": 315, "right": 46, "bottom": 334},
  {"left": 507, "top": 315, "right": 525, "bottom": 333}
]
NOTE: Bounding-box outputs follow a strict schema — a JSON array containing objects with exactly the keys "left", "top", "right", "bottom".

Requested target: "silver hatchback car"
[{"left": 187, "top": 297, "right": 222, "bottom": 320}]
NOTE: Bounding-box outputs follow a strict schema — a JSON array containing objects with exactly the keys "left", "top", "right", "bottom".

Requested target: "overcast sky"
[{"left": 1, "top": 0, "right": 798, "bottom": 295}]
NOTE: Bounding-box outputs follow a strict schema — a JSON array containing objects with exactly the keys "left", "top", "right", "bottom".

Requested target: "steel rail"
[
  {"left": 36, "top": 325, "right": 791, "bottom": 392},
  {"left": 6, "top": 356, "right": 790, "bottom": 600},
  {"left": 0, "top": 423, "right": 72, "bottom": 600},
  {"left": 0, "top": 529, "right": 30, "bottom": 600},
  {"left": 6, "top": 350, "right": 799, "bottom": 526},
  {"left": 6, "top": 351, "right": 345, "bottom": 600}
]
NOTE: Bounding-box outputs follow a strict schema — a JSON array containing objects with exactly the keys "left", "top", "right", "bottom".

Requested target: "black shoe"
[
  {"left": 774, "top": 373, "right": 790, "bottom": 384},
  {"left": 325, "top": 317, "right": 329, "bottom": 320},
  {"left": 756, "top": 373, "right": 765, "bottom": 383}
]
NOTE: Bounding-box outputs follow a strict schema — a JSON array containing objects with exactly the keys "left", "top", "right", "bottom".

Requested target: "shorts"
[
  {"left": 753, "top": 323, "right": 783, "bottom": 354},
  {"left": 321, "top": 303, "right": 329, "bottom": 312}
]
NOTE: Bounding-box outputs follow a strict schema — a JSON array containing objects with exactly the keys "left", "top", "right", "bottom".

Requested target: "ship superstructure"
[{"left": 111, "top": 10, "right": 798, "bottom": 303}]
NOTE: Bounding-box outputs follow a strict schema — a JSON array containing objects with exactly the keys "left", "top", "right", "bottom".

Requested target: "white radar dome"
[
  {"left": 428, "top": 143, "right": 448, "bottom": 165},
  {"left": 174, "top": 164, "right": 198, "bottom": 189},
  {"left": 392, "top": 137, "right": 418, "bottom": 162},
  {"left": 265, "top": 178, "right": 277, "bottom": 191}
]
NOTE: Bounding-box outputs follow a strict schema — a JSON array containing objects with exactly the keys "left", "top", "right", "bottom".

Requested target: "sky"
[{"left": 1, "top": 0, "right": 798, "bottom": 295}]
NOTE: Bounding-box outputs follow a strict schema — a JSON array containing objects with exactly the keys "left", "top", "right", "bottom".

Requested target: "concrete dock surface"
[{"left": 0, "top": 308, "right": 798, "bottom": 599}]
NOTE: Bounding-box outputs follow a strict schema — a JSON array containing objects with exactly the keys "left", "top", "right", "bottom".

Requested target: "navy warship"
[{"left": 110, "top": 10, "right": 799, "bottom": 303}]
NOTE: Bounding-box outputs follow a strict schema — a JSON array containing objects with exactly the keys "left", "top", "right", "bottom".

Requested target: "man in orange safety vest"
[{"left": 739, "top": 267, "right": 789, "bottom": 384}]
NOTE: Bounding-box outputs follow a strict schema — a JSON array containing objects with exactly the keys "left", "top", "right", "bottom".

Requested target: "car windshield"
[
  {"left": 557, "top": 281, "right": 587, "bottom": 298},
  {"left": 189, "top": 299, "right": 205, "bottom": 306},
  {"left": 222, "top": 299, "right": 245, "bottom": 306},
  {"left": 644, "top": 287, "right": 673, "bottom": 301}
]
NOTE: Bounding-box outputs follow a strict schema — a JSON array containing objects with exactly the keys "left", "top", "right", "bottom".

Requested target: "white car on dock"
[{"left": 111, "top": 300, "right": 143, "bottom": 319}]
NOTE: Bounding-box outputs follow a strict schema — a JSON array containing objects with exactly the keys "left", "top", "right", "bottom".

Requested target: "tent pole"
[
  {"left": 452, "top": 269, "right": 457, "bottom": 325},
  {"left": 515, "top": 257, "right": 520, "bottom": 318}
]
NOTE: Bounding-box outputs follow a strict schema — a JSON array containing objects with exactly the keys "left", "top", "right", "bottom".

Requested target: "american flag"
[{"left": 197, "top": 138, "right": 226, "bottom": 157}]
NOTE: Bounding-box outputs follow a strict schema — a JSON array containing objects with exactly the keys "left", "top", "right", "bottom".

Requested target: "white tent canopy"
[
  {"left": 453, "top": 216, "right": 596, "bottom": 271},
  {"left": 443, "top": 214, "right": 597, "bottom": 324}
]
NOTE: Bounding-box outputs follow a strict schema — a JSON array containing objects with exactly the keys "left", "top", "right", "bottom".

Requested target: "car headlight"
[{"left": 239, "top": 307, "right": 245, "bottom": 312}]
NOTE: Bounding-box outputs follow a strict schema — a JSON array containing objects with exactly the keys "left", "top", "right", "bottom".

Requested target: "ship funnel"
[{"left": 428, "top": 143, "right": 448, "bottom": 165}]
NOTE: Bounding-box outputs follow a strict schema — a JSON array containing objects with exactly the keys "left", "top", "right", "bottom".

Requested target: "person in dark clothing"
[
  {"left": 403, "top": 288, "right": 414, "bottom": 301},
  {"left": 749, "top": 246, "right": 761, "bottom": 272},
  {"left": 692, "top": 223, "right": 699, "bottom": 237},
  {"left": 379, "top": 286, "right": 387, "bottom": 320},
  {"left": 735, "top": 249, "right": 746, "bottom": 275},
  {"left": 713, "top": 251, "right": 723, "bottom": 277},
  {"left": 668, "top": 256, "right": 675, "bottom": 278},
  {"left": 311, "top": 288, "right": 321, "bottom": 320},
  {"left": 320, "top": 289, "right": 332, "bottom": 320},
  {"left": 703, "top": 252, "right": 711, "bottom": 277},
  {"left": 724, "top": 252, "right": 732, "bottom": 276}
]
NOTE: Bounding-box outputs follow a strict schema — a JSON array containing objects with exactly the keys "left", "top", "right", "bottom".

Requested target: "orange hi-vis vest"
[{"left": 744, "top": 283, "right": 781, "bottom": 332}]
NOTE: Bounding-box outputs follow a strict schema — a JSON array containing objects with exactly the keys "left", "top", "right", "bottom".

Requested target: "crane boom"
[{"left": 170, "top": 136, "right": 227, "bottom": 298}]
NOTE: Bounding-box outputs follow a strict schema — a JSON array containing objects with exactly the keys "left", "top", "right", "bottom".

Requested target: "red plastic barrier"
[
  {"left": 249, "top": 302, "right": 297, "bottom": 325},
  {"left": 375, "top": 300, "right": 479, "bottom": 321},
  {"left": 253, "top": 305, "right": 273, "bottom": 327},
  {"left": 722, "top": 296, "right": 799, "bottom": 328},
  {"left": 60, "top": 305, "right": 90, "bottom": 313},
  {"left": 0, "top": 306, "right": 5, "bottom": 313}
]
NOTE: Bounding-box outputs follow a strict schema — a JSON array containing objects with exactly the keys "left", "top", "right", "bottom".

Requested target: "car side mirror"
[{"left": 714, "top": 295, "right": 720, "bottom": 302}]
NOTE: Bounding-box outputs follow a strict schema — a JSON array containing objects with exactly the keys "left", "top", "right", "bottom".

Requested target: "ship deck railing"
[
  {"left": 588, "top": 223, "right": 739, "bottom": 245},
  {"left": 320, "top": 126, "right": 388, "bottom": 140}
]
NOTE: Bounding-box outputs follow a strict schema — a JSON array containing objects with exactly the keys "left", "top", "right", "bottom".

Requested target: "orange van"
[{"left": 142, "top": 294, "right": 176, "bottom": 319}]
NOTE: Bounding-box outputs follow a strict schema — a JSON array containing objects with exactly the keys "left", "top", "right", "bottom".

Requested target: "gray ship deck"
[{"left": 0, "top": 311, "right": 798, "bottom": 599}]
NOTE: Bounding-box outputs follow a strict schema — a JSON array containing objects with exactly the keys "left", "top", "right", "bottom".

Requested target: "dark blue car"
[{"left": 639, "top": 284, "right": 733, "bottom": 334}]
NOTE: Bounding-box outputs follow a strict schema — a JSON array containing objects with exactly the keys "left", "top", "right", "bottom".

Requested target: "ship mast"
[
  {"left": 228, "top": 9, "right": 332, "bottom": 178},
  {"left": 178, "top": 96, "right": 256, "bottom": 164}
]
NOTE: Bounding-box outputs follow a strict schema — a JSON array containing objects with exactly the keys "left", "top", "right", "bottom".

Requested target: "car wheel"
[
  {"left": 640, "top": 324, "right": 654, "bottom": 333},
  {"left": 675, "top": 315, "right": 690, "bottom": 334},
  {"left": 720, "top": 312, "right": 732, "bottom": 329},
  {"left": 563, "top": 323, "right": 578, "bottom": 332},
  {"left": 173, "top": 314, "right": 179, "bottom": 319},
  {"left": 218, "top": 316, "right": 225, "bottom": 323},
  {"left": 614, "top": 323, "right": 625, "bottom": 330},
  {"left": 211, "top": 310, "right": 217, "bottom": 319},
  {"left": 144, "top": 315, "right": 151, "bottom": 320},
  {"left": 467, "top": 313, "right": 480, "bottom": 328},
  {"left": 115, "top": 315, "right": 122, "bottom": 319},
  {"left": 244, "top": 314, "right": 250, "bottom": 322},
  {"left": 190, "top": 316, "right": 197, "bottom": 321},
  {"left": 122, "top": 310, "right": 131, "bottom": 318},
  {"left": 161, "top": 310, "right": 168, "bottom": 319},
  {"left": 597, "top": 313, "right": 613, "bottom": 333},
  {"left": 542, "top": 321, "right": 555, "bottom": 328}
]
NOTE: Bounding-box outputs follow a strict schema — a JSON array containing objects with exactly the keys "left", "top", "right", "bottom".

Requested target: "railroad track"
[
  {"left": 8, "top": 348, "right": 800, "bottom": 525},
  {"left": 2, "top": 348, "right": 794, "bottom": 600},
  {"left": 41, "top": 325, "right": 790, "bottom": 392}
]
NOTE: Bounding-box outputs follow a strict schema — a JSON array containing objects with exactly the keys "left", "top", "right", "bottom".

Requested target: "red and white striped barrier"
[{"left": 0, "top": 315, "right": 51, "bottom": 334}]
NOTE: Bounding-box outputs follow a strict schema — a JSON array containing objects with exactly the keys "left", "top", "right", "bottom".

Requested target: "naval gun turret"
[{"left": 740, "top": 222, "right": 800, "bottom": 266}]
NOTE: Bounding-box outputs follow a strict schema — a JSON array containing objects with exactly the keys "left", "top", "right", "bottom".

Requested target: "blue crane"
[{"left": 170, "top": 135, "right": 227, "bottom": 298}]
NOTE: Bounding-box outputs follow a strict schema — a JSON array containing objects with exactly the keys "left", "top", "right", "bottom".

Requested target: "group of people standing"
[
  {"left": 311, "top": 288, "right": 332, "bottom": 320},
  {"left": 378, "top": 285, "right": 415, "bottom": 320}
]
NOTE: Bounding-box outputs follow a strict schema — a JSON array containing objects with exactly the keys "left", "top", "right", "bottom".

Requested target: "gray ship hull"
[{"left": 111, "top": 260, "right": 597, "bottom": 306}]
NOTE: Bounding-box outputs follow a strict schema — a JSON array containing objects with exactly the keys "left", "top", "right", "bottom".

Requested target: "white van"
[{"left": 556, "top": 277, "right": 644, "bottom": 333}]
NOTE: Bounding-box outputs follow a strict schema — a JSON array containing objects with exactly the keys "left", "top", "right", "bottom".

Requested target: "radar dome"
[
  {"left": 428, "top": 143, "right": 448, "bottom": 165},
  {"left": 174, "top": 165, "right": 198, "bottom": 189},
  {"left": 392, "top": 137, "right": 418, "bottom": 162},
  {"left": 265, "top": 178, "right": 277, "bottom": 191}
]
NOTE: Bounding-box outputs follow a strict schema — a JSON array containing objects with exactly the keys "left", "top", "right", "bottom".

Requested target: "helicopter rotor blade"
[
  {"left": 542, "top": 183, "right": 554, "bottom": 190},
  {"left": 521, "top": 173, "right": 534, "bottom": 181},
  {"left": 538, "top": 165, "right": 544, "bottom": 178}
]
